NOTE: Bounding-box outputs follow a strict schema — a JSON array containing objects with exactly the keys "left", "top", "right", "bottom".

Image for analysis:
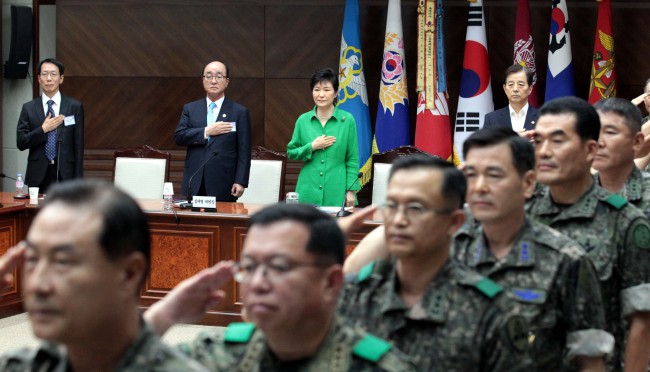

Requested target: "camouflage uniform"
[
  {"left": 526, "top": 183, "right": 650, "bottom": 369},
  {"left": 594, "top": 167, "right": 650, "bottom": 219},
  {"left": 454, "top": 218, "right": 612, "bottom": 370},
  {"left": 338, "top": 258, "right": 532, "bottom": 371},
  {"left": 178, "top": 316, "right": 417, "bottom": 371},
  {"left": 0, "top": 322, "right": 208, "bottom": 371}
]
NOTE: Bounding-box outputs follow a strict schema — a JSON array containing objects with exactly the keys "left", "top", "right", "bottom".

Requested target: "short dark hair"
[
  {"left": 202, "top": 60, "right": 230, "bottom": 77},
  {"left": 644, "top": 77, "right": 650, "bottom": 93},
  {"left": 43, "top": 180, "right": 150, "bottom": 266},
  {"left": 504, "top": 64, "right": 533, "bottom": 85},
  {"left": 463, "top": 127, "right": 535, "bottom": 176},
  {"left": 310, "top": 68, "right": 339, "bottom": 105},
  {"left": 388, "top": 155, "right": 466, "bottom": 209},
  {"left": 594, "top": 97, "right": 643, "bottom": 134},
  {"left": 38, "top": 58, "right": 65, "bottom": 75},
  {"left": 539, "top": 96, "right": 600, "bottom": 142},
  {"left": 248, "top": 203, "right": 345, "bottom": 265}
]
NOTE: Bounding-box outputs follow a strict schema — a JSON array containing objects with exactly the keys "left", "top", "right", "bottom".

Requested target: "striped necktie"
[{"left": 45, "top": 100, "right": 57, "bottom": 161}]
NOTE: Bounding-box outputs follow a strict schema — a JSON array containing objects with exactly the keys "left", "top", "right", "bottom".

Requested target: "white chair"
[
  {"left": 238, "top": 159, "right": 284, "bottom": 204},
  {"left": 371, "top": 163, "right": 392, "bottom": 205},
  {"left": 113, "top": 146, "right": 171, "bottom": 200}
]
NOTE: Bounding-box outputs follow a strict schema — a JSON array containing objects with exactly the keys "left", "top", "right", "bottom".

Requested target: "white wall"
[{"left": 1, "top": 1, "right": 55, "bottom": 191}]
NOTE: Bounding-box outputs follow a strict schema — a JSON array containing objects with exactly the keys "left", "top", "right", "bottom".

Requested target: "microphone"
[
  {"left": 181, "top": 150, "right": 219, "bottom": 208},
  {"left": 336, "top": 172, "right": 362, "bottom": 217},
  {"left": 56, "top": 138, "right": 63, "bottom": 183},
  {"left": 0, "top": 173, "right": 17, "bottom": 181}
]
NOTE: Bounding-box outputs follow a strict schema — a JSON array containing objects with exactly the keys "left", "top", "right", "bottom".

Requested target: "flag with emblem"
[
  {"left": 453, "top": 0, "right": 493, "bottom": 163},
  {"left": 588, "top": 0, "right": 616, "bottom": 104},
  {"left": 338, "top": 0, "right": 373, "bottom": 186},
  {"left": 374, "top": 0, "right": 411, "bottom": 153},
  {"left": 513, "top": 0, "right": 539, "bottom": 108},
  {"left": 414, "top": 0, "right": 452, "bottom": 160},
  {"left": 545, "top": 0, "right": 575, "bottom": 102}
]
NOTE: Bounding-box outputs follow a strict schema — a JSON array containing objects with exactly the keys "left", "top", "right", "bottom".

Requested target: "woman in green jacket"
[{"left": 287, "top": 68, "right": 360, "bottom": 207}]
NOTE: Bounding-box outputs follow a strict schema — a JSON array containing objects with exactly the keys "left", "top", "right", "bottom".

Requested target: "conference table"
[{"left": 0, "top": 193, "right": 382, "bottom": 326}]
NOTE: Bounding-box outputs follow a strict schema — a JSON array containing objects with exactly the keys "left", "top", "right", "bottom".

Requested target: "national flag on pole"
[
  {"left": 588, "top": 0, "right": 616, "bottom": 103},
  {"left": 338, "top": 0, "right": 373, "bottom": 186},
  {"left": 373, "top": 0, "right": 410, "bottom": 153},
  {"left": 414, "top": 0, "right": 452, "bottom": 160},
  {"left": 513, "top": 0, "right": 539, "bottom": 108},
  {"left": 453, "top": 0, "right": 493, "bottom": 163},
  {"left": 545, "top": 0, "right": 575, "bottom": 102}
]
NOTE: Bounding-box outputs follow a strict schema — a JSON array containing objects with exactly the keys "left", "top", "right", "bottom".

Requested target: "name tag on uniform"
[{"left": 64, "top": 115, "right": 76, "bottom": 126}]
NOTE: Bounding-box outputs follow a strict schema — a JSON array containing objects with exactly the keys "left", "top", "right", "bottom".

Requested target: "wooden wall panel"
[
  {"left": 62, "top": 77, "right": 265, "bottom": 149},
  {"left": 57, "top": 3, "right": 264, "bottom": 77}
]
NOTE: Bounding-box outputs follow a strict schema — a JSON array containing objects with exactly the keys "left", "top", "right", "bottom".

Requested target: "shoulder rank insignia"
[
  {"left": 353, "top": 333, "right": 392, "bottom": 362},
  {"left": 224, "top": 322, "right": 256, "bottom": 343},
  {"left": 605, "top": 193, "right": 627, "bottom": 210},
  {"left": 357, "top": 262, "right": 375, "bottom": 282},
  {"left": 474, "top": 277, "right": 503, "bottom": 298}
]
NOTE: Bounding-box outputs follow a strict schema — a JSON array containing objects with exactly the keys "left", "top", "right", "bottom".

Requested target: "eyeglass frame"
[
  {"left": 378, "top": 201, "right": 455, "bottom": 220},
  {"left": 203, "top": 74, "right": 228, "bottom": 82},
  {"left": 233, "top": 258, "right": 332, "bottom": 284},
  {"left": 39, "top": 72, "right": 61, "bottom": 78}
]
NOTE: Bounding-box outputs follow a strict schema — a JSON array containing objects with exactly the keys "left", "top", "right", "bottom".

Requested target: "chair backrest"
[
  {"left": 370, "top": 145, "right": 438, "bottom": 205},
  {"left": 371, "top": 163, "right": 392, "bottom": 205},
  {"left": 238, "top": 146, "right": 287, "bottom": 204},
  {"left": 113, "top": 145, "right": 171, "bottom": 200}
]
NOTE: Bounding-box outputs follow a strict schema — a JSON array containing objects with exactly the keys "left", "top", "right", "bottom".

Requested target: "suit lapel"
[
  {"left": 34, "top": 97, "right": 46, "bottom": 124},
  {"left": 524, "top": 108, "right": 536, "bottom": 131},
  {"left": 217, "top": 98, "right": 233, "bottom": 122},
  {"left": 56, "top": 96, "right": 69, "bottom": 138}
]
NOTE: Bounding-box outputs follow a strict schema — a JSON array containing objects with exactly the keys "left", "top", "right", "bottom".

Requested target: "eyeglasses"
[
  {"left": 379, "top": 201, "right": 454, "bottom": 220},
  {"left": 39, "top": 72, "right": 60, "bottom": 78},
  {"left": 234, "top": 259, "right": 329, "bottom": 283},
  {"left": 203, "top": 74, "right": 228, "bottom": 82}
]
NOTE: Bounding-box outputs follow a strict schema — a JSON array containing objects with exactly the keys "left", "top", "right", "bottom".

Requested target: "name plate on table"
[{"left": 192, "top": 196, "right": 217, "bottom": 212}]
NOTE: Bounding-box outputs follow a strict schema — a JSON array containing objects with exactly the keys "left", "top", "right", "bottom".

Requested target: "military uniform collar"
[
  {"left": 594, "top": 168, "right": 643, "bottom": 202},
  {"left": 467, "top": 220, "right": 536, "bottom": 270},
  {"left": 534, "top": 181, "right": 602, "bottom": 220},
  {"left": 379, "top": 258, "right": 455, "bottom": 323}
]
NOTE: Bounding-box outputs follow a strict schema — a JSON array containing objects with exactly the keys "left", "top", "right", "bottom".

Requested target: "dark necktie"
[{"left": 45, "top": 100, "right": 57, "bottom": 161}]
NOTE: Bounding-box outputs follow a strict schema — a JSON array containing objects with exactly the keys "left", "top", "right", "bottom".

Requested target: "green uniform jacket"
[
  {"left": 0, "top": 322, "right": 207, "bottom": 371},
  {"left": 338, "top": 258, "right": 533, "bottom": 371},
  {"left": 178, "top": 316, "right": 417, "bottom": 371},
  {"left": 454, "top": 218, "right": 612, "bottom": 371},
  {"left": 526, "top": 183, "right": 650, "bottom": 370},
  {"left": 287, "top": 106, "right": 360, "bottom": 206}
]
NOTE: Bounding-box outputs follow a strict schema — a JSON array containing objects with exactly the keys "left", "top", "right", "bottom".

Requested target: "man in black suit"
[
  {"left": 174, "top": 60, "right": 251, "bottom": 202},
  {"left": 16, "top": 58, "right": 84, "bottom": 193},
  {"left": 484, "top": 64, "right": 538, "bottom": 139}
]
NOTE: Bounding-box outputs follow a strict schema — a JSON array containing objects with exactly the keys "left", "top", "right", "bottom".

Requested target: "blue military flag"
[
  {"left": 338, "top": 0, "right": 373, "bottom": 186},
  {"left": 374, "top": 0, "right": 411, "bottom": 153}
]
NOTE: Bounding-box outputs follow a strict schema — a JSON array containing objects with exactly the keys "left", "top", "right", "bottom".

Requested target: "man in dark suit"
[
  {"left": 484, "top": 64, "right": 538, "bottom": 139},
  {"left": 16, "top": 58, "right": 84, "bottom": 193},
  {"left": 174, "top": 60, "right": 251, "bottom": 202}
]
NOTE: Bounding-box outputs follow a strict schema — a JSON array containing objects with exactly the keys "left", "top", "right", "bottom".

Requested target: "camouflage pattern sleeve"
[
  {"left": 620, "top": 214, "right": 650, "bottom": 316},
  {"left": 563, "top": 254, "right": 614, "bottom": 360},
  {"left": 481, "top": 308, "right": 533, "bottom": 372},
  {"left": 177, "top": 328, "right": 239, "bottom": 371}
]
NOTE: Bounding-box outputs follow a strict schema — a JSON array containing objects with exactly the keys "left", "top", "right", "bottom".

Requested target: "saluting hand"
[{"left": 0, "top": 242, "right": 26, "bottom": 292}]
